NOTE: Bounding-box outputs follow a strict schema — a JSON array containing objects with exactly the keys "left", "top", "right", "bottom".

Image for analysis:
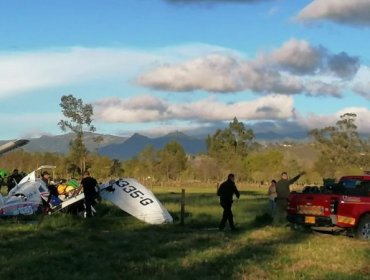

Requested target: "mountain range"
[
  {"left": 99, "top": 131, "right": 207, "bottom": 159},
  {"left": 1, "top": 130, "right": 309, "bottom": 160}
]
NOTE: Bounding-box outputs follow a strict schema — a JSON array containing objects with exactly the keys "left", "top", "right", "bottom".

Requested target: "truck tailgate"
[{"left": 287, "top": 193, "right": 341, "bottom": 226}]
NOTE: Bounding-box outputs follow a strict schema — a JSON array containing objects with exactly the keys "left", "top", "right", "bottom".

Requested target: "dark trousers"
[
  {"left": 274, "top": 198, "right": 288, "bottom": 225},
  {"left": 219, "top": 201, "right": 235, "bottom": 229},
  {"left": 84, "top": 196, "right": 95, "bottom": 218}
]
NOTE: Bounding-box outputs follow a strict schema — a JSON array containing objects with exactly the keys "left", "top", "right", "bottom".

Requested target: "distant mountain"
[
  {"left": 24, "top": 133, "right": 126, "bottom": 154},
  {"left": 99, "top": 131, "right": 207, "bottom": 160},
  {"left": 0, "top": 129, "right": 311, "bottom": 159}
]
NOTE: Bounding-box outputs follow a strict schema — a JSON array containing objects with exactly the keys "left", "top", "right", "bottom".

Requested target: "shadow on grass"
[
  {"left": 1, "top": 188, "right": 365, "bottom": 280},
  {"left": 2, "top": 212, "right": 364, "bottom": 280},
  {"left": 164, "top": 230, "right": 310, "bottom": 280}
]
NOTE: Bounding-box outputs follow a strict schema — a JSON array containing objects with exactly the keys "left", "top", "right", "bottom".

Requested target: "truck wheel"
[
  {"left": 290, "top": 223, "right": 311, "bottom": 232},
  {"left": 356, "top": 215, "right": 370, "bottom": 240}
]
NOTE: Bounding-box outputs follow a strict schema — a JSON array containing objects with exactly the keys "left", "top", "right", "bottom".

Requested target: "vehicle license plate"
[{"left": 305, "top": 216, "right": 315, "bottom": 224}]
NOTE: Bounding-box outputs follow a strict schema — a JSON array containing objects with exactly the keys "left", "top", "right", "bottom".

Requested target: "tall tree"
[
  {"left": 157, "top": 141, "right": 187, "bottom": 181},
  {"left": 309, "top": 113, "right": 368, "bottom": 177},
  {"left": 136, "top": 145, "right": 158, "bottom": 181},
  {"left": 206, "top": 117, "right": 255, "bottom": 179},
  {"left": 93, "top": 135, "right": 104, "bottom": 155},
  {"left": 207, "top": 117, "right": 255, "bottom": 157},
  {"left": 58, "top": 94, "right": 96, "bottom": 174}
]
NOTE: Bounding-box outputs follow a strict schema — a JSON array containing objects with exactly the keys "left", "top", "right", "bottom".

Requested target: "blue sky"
[{"left": 0, "top": 0, "right": 369, "bottom": 139}]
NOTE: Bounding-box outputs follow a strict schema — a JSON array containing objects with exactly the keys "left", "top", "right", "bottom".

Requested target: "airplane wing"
[
  {"left": 100, "top": 178, "right": 173, "bottom": 225},
  {"left": 51, "top": 192, "right": 85, "bottom": 212},
  {"left": 0, "top": 139, "right": 29, "bottom": 156}
]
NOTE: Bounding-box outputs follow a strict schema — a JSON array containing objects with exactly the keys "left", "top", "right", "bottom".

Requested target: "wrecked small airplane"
[
  {"left": 0, "top": 139, "right": 172, "bottom": 224},
  {"left": 0, "top": 165, "right": 173, "bottom": 224}
]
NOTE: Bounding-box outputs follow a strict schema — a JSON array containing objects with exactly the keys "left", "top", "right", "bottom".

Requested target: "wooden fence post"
[{"left": 180, "top": 188, "right": 185, "bottom": 226}]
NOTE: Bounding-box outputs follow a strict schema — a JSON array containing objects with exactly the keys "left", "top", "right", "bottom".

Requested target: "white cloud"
[
  {"left": 303, "top": 81, "right": 342, "bottom": 97},
  {"left": 137, "top": 39, "right": 359, "bottom": 97},
  {"left": 0, "top": 44, "right": 229, "bottom": 99},
  {"left": 352, "top": 66, "right": 370, "bottom": 99},
  {"left": 266, "top": 39, "right": 322, "bottom": 74},
  {"left": 137, "top": 52, "right": 309, "bottom": 94},
  {"left": 296, "top": 107, "right": 370, "bottom": 134},
  {"left": 0, "top": 41, "right": 360, "bottom": 99},
  {"left": 296, "top": 0, "right": 370, "bottom": 27},
  {"left": 137, "top": 54, "right": 245, "bottom": 93},
  {"left": 353, "top": 82, "right": 370, "bottom": 99},
  {"left": 337, "top": 107, "right": 370, "bottom": 133},
  {"left": 104, "top": 104, "right": 370, "bottom": 137},
  {"left": 94, "top": 94, "right": 295, "bottom": 123}
]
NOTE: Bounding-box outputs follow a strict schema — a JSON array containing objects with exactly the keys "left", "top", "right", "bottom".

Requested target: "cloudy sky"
[{"left": 1, "top": 0, "right": 369, "bottom": 139}]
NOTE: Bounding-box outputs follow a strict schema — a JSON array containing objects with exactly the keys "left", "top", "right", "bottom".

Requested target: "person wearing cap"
[
  {"left": 7, "top": 168, "right": 23, "bottom": 193},
  {"left": 217, "top": 173, "right": 240, "bottom": 231},
  {"left": 80, "top": 171, "right": 99, "bottom": 218}
]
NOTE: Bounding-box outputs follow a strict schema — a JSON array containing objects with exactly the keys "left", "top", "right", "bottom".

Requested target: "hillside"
[
  {"left": 20, "top": 133, "right": 125, "bottom": 154},
  {"left": 0, "top": 130, "right": 312, "bottom": 160},
  {"left": 99, "top": 131, "right": 207, "bottom": 159}
]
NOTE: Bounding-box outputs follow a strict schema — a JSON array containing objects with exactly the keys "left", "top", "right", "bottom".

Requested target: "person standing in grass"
[
  {"left": 217, "top": 173, "right": 240, "bottom": 231},
  {"left": 80, "top": 170, "right": 99, "bottom": 218},
  {"left": 267, "top": 179, "right": 277, "bottom": 216},
  {"left": 274, "top": 171, "right": 305, "bottom": 225}
]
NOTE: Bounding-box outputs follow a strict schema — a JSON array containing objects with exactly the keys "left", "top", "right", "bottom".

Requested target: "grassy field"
[{"left": 0, "top": 184, "right": 369, "bottom": 280}]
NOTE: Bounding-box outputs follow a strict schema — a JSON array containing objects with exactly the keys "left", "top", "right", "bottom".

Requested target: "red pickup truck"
[{"left": 287, "top": 175, "right": 370, "bottom": 240}]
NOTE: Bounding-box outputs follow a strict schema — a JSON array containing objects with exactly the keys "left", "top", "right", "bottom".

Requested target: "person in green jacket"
[{"left": 274, "top": 171, "right": 305, "bottom": 225}]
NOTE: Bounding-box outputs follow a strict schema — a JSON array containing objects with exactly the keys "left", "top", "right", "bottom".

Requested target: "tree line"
[{"left": 1, "top": 95, "right": 369, "bottom": 185}]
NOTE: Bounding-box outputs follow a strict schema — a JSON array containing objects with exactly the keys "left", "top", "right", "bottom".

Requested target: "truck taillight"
[{"left": 330, "top": 198, "right": 338, "bottom": 214}]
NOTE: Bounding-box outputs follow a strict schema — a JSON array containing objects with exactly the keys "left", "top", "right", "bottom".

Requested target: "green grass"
[{"left": 0, "top": 185, "right": 369, "bottom": 280}]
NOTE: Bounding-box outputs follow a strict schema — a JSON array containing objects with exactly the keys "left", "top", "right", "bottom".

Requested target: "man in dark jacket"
[
  {"left": 80, "top": 171, "right": 99, "bottom": 218},
  {"left": 274, "top": 171, "right": 305, "bottom": 225},
  {"left": 217, "top": 173, "right": 240, "bottom": 231},
  {"left": 7, "top": 169, "right": 23, "bottom": 193}
]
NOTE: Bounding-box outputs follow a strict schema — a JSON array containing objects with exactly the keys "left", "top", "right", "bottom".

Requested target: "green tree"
[
  {"left": 122, "top": 145, "right": 158, "bottom": 181},
  {"left": 110, "top": 159, "right": 124, "bottom": 178},
  {"left": 58, "top": 94, "right": 96, "bottom": 174},
  {"left": 88, "top": 155, "right": 113, "bottom": 180},
  {"left": 157, "top": 141, "right": 187, "bottom": 181},
  {"left": 207, "top": 117, "right": 254, "bottom": 157},
  {"left": 93, "top": 135, "right": 104, "bottom": 155},
  {"left": 189, "top": 155, "right": 221, "bottom": 181},
  {"left": 206, "top": 117, "right": 255, "bottom": 179},
  {"left": 246, "top": 149, "right": 285, "bottom": 182},
  {"left": 136, "top": 145, "right": 158, "bottom": 181},
  {"left": 309, "top": 113, "right": 368, "bottom": 177}
]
